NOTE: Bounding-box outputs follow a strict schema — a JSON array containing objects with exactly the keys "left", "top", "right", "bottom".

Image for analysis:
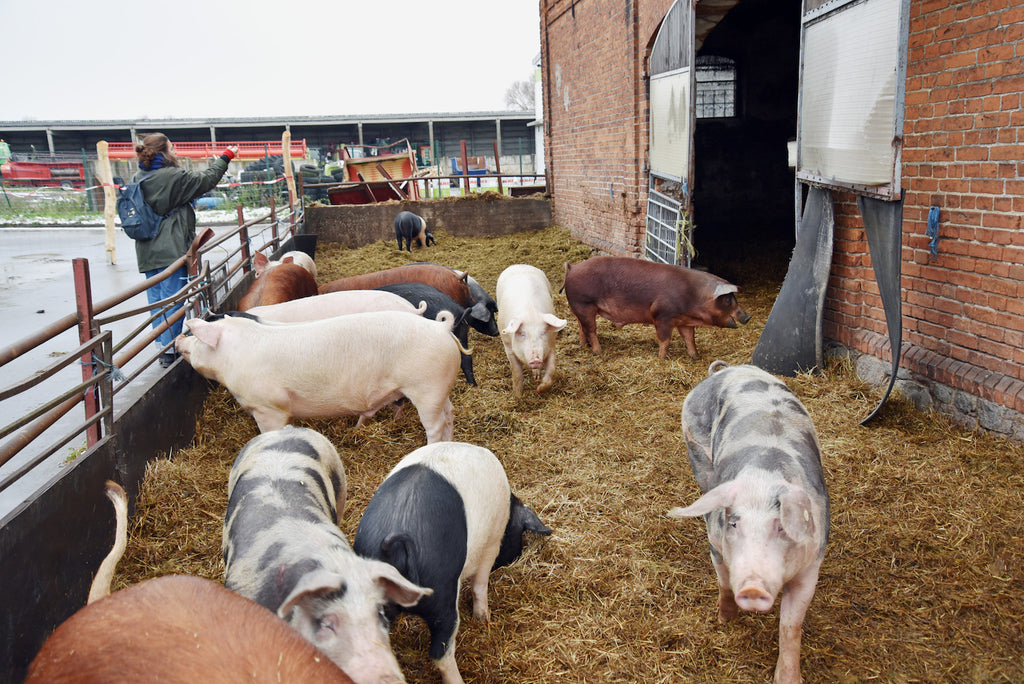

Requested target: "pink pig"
[{"left": 495, "top": 264, "right": 567, "bottom": 397}]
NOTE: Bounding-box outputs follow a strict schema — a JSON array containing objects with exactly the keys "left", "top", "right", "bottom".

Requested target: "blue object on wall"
[{"left": 926, "top": 205, "right": 940, "bottom": 257}]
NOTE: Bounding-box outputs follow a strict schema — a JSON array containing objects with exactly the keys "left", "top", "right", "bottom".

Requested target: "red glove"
[{"left": 221, "top": 147, "right": 236, "bottom": 161}]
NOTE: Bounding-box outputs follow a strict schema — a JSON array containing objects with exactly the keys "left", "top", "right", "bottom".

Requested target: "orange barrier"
[{"left": 106, "top": 140, "right": 308, "bottom": 161}]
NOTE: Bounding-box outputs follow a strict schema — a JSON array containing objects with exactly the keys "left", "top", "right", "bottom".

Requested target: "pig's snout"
[
  {"left": 725, "top": 310, "right": 751, "bottom": 328},
  {"left": 528, "top": 357, "right": 545, "bottom": 370},
  {"left": 735, "top": 581, "right": 775, "bottom": 613}
]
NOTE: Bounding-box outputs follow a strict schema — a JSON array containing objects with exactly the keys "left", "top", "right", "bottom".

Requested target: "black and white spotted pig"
[
  {"left": 223, "top": 426, "right": 432, "bottom": 684},
  {"left": 394, "top": 210, "right": 435, "bottom": 251},
  {"left": 353, "top": 442, "right": 552, "bottom": 684},
  {"left": 667, "top": 361, "right": 830, "bottom": 684}
]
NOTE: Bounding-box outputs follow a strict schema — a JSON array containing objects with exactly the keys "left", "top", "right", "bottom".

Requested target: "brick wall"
[
  {"left": 540, "top": 0, "right": 675, "bottom": 256},
  {"left": 824, "top": 0, "right": 1024, "bottom": 433},
  {"left": 542, "top": 0, "right": 1024, "bottom": 437}
]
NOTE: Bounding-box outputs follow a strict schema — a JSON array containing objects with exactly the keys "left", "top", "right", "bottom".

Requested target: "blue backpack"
[{"left": 117, "top": 172, "right": 175, "bottom": 241}]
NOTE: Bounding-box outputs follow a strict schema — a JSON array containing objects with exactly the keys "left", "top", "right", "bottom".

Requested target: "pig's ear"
[
  {"left": 713, "top": 283, "right": 739, "bottom": 299},
  {"left": 667, "top": 481, "right": 739, "bottom": 519},
  {"left": 512, "top": 496, "right": 553, "bottom": 536},
  {"left": 501, "top": 318, "right": 522, "bottom": 336},
  {"left": 278, "top": 568, "right": 346, "bottom": 620},
  {"left": 542, "top": 313, "right": 568, "bottom": 332},
  {"left": 371, "top": 560, "right": 433, "bottom": 608},
  {"left": 470, "top": 301, "right": 491, "bottom": 321},
  {"left": 779, "top": 486, "right": 815, "bottom": 542},
  {"left": 282, "top": 256, "right": 295, "bottom": 265},
  {"left": 253, "top": 251, "right": 270, "bottom": 273},
  {"left": 188, "top": 319, "right": 223, "bottom": 349}
]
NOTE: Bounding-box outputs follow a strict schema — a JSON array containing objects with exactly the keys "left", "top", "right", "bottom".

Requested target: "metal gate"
[{"left": 644, "top": 181, "right": 692, "bottom": 267}]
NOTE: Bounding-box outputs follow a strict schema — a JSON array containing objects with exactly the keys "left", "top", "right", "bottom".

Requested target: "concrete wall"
[{"left": 304, "top": 196, "right": 552, "bottom": 248}]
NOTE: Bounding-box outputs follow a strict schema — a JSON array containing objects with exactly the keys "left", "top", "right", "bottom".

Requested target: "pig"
[
  {"left": 256, "top": 249, "right": 318, "bottom": 280},
  {"left": 353, "top": 442, "right": 552, "bottom": 684},
  {"left": 238, "top": 253, "right": 319, "bottom": 311},
  {"left": 667, "top": 361, "right": 829, "bottom": 684},
  {"left": 394, "top": 210, "right": 435, "bottom": 251},
  {"left": 374, "top": 282, "right": 481, "bottom": 386},
  {"left": 319, "top": 264, "right": 472, "bottom": 307},
  {"left": 248, "top": 290, "right": 427, "bottom": 323},
  {"left": 459, "top": 273, "right": 500, "bottom": 336},
  {"left": 27, "top": 481, "right": 354, "bottom": 684},
  {"left": 175, "top": 310, "right": 462, "bottom": 442},
  {"left": 495, "top": 264, "right": 567, "bottom": 397},
  {"left": 413, "top": 263, "right": 500, "bottom": 337},
  {"left": 224, "top": 427, "right": 432, "bottom": 684},
  {"left": 28, "top": 576, "right": 356, "bottom": 684},
  {"left": 561, "top": 256, "right": 751, "bottom": 359}
]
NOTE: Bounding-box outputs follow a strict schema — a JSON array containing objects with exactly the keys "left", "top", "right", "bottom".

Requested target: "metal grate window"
[{"left": 695, "top": 56, "right": 736, "bottom": 119}]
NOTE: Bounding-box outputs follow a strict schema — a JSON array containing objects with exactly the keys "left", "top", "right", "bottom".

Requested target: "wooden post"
[
  {"left": 282, "top": 130, "right": 297, "bottom": 208},
  {"left": 96, "top": 141, "right": 118, "bottom": 265}
]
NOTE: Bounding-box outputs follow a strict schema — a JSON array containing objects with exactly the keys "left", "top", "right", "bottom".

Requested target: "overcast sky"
[{"left": 0, "top": 0, "right": 540, "bottom": 121}]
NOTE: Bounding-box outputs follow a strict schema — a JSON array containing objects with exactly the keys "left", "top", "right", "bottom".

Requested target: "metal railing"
[{"left": 0, "top": 197, "right": 303, "bottom": 493}]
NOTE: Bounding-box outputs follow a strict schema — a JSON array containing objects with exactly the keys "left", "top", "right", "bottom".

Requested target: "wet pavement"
[{"left": 0, "top": 226, "right": 169, "bottom": 513}]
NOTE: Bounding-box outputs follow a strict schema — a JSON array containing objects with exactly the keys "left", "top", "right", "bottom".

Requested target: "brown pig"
[
  {"left": 319, "top": 264, "right": 471, "bottom": 306},
  {"left": 561, "top": 256, "right": 750, "bottom": 359},
  {"left": 238, "top": 252, "right": 319, "bottom": 311}
]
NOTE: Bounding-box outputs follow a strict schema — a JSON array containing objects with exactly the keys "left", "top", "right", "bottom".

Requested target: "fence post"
[
  {"left": 238, "top": 206, "right": 251, "bottom": 274},
  {"left": 96, "top": 141, "right": 118, "bottom": 266},
  {"left": 73, "top": 258, "right": 102, "bottom": 447},
  {"left": 282, "top": 130, "right": 297, "bottom": 209}
]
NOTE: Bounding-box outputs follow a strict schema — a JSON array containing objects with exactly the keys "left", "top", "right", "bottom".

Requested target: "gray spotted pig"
[
  {"left": 223, "top": 426, "right": 432, "bottom": 684},
  {"left": 667, "top": 361, "right": 829, "bottom": 684},
  {"left": 353, "top": 442, "right": 552, "bottom": 684}
]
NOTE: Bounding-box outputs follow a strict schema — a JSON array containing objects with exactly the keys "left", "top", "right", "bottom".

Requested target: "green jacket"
[{"left": 132, "top": 156, "right": 230, "bottom": 273}]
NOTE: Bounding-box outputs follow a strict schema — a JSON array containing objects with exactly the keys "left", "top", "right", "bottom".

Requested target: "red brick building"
[{"left": 540, "top": 0, "right": 1024, "bottom": 439}]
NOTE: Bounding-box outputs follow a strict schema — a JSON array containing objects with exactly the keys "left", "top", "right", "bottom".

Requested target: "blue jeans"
[{"left": 145, "top": 265, "right": 188, "bottom": 350}]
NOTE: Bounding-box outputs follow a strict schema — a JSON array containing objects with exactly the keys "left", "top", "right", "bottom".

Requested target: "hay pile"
[{"left": 116, "top": 226, "right": 1024, "bottom": 683}]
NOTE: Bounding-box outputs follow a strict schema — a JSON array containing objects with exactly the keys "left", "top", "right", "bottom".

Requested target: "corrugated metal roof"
[{"left": 0, "top": 111, "right": 535, "bottom": 132}]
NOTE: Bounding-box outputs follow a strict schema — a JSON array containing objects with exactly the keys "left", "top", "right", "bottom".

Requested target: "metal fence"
[{"left": 0, "top": 198, "right": 303, "bottom": 496}]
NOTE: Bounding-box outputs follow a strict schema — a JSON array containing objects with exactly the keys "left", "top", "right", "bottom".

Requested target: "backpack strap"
[{"left": 137, "top": 169, "right": 183, "bottom": 220}]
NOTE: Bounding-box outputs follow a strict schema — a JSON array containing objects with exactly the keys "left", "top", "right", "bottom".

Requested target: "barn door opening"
[{"left": 645, "top": 0, "right": 696, "bottom": 266}]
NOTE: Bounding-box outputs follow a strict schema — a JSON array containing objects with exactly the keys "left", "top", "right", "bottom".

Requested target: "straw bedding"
[{"left": 114, "top": 223, "right": 1024, "bottom": 683}]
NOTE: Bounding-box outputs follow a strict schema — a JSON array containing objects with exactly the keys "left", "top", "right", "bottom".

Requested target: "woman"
[{"left": 131, "top": 133, "right": 237, "bottom": 367}]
